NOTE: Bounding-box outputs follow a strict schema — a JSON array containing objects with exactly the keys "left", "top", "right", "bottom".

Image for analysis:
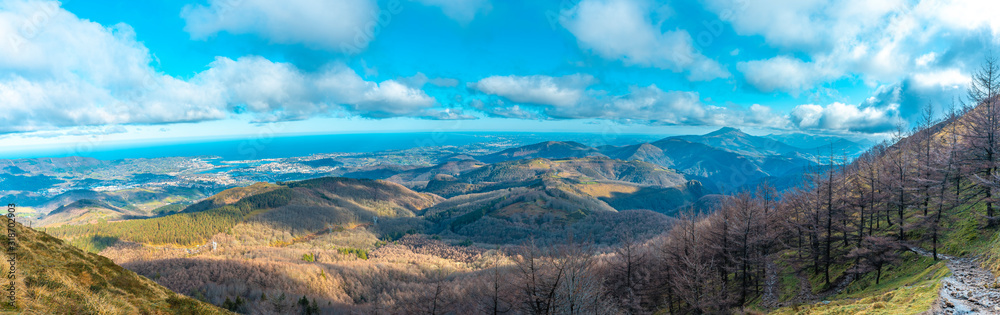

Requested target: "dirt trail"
[
  {"left": 909, "top": 246, "right": 1000, "bottom": 314},
  {"left": 773, "top": 261, "right": 854, "bottom": 308}
]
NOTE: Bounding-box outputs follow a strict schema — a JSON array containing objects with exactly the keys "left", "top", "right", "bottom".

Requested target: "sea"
[{"left": 0, "top": 132, "right": 667, "bottom": 161}]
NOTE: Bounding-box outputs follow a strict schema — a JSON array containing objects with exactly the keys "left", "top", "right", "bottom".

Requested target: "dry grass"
[
  {"left": 574, "top": 182, "right": 640, "bottom": 198},
  {"left": 0, "top": 222, "right": 226, "bottom": 314}
]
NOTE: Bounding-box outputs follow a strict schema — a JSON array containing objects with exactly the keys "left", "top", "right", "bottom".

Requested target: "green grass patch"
[
  {"left": 838, "top": 252, "right": 943, "bottom": 298},
  {"left": 979, "top": 230, "right": 1000, "bottom": 276},
  {"left": 336, "top": 247, "right": 368, "bottom": 260},
  {"left": 936, "top": 203, "right": 995, "bottom": 257},
  {"left": 773, "top": 252, "right": 948, "bottom": 315},
  {"left": 809, "top": 260, "right": 851, "bottom": 294},
  {"left": 778, "top": 262, "right": 799, "bottom": 302}
]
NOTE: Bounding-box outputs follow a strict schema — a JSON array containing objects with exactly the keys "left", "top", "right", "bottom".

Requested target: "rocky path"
[
  {"left": 908, "top": 246, "right": 1000, "bottom": 314},
  {"left": 761, "top": 257, "right": 779, "bottom": 308}
]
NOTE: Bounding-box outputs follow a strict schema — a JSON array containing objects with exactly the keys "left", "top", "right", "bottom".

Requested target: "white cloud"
[
  {"left": 917, "top": 0, "right": 1000, "bottom": 36},
  {"left": 912, "top": 68, "right": 969, "bottom": 90},
  {"left": 790, "top": 102, "right": 902, "bottom": 133},
  {"left": 709, "top": 0, "right": 1000, "bottom": 95},
  {"left": 916, "top": 52, "right": 937, "bottom": 67},
  {"left": 181, "top": 0, "right": 386, "bottom": 53},
  {"left": 411, "top": 0, "right": 491, "bottom": 24},
  {"left": 702, "top": 0, "right": 905, "bottom": 52},
  {"left": 469, "top": 74, "right": 788, "bottom": 127},
  {"left": 558, "top": 85, "right": 789, "bottom": 127},
  {"left": 0, "top": 0, "right": 439, "bottom": 132},
  {"left": 737, "top": 56, "right": 837, "bottom": 94},
  {"left": 201, "top": 57, "right": 437, "bottom": 120},
  {"left": 469, "top": 99, "right": 540, "bottom": 119},
  {"left": 560, "top": 0, "right": 729, "bottom": 81},
  {"left": 746, "top": 104, "right": 789, "bottom": 126},
  {"left": 0, "top": 1, "right": 227, "bottom": 132},
  {"left": 469, "top": 74, "right": 595, "bottom": 107}
]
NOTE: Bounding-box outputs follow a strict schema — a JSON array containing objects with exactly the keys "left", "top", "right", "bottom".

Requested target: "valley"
[
  {"left": 2, "top": 128, "right": 875, "bottom": 313},
  {"left": 16, "top": 123, "right": 996, "bottom": 314}
]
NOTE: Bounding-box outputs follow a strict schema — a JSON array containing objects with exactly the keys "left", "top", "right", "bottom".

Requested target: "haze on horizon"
[{"left": 1, "top": 0, "right": 998, "bottom": 151}]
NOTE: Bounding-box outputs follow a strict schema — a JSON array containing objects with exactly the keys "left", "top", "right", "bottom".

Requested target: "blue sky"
[{"left": 1, "top": 0, "right": 998, "bottom": 150}]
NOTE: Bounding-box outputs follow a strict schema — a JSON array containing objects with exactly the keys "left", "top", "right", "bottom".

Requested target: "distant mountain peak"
[{"left": 706, "top": 126, "right": 745, "bottom": 136}]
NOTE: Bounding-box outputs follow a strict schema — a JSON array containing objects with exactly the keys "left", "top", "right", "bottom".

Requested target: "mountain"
[
  {"left": 342, "top": 159, "right": 485, "bottom": 189},
  {"left": 40, "top": 199, "right": 132, "bottom": 227},
  {"left": 477, "top": 141, "right": 605, "bottom": 163},
  {"left": 422, "top": 157, "right": 689, "bottom": 197},
  {"left": 572, "top": 179, "right": 708, "bottom": 216},
  {"left": 422, "top": 177, "right": 673, "bottom": 244},
  {"left": 802, "top": 138, "right": 871, "bottom": 158},
  {"left": 181, "top": 182, "right": 282, "bottom": 213},
  {"left": 5, "top": 221, "right": 225, "bottom": 313},
  {"left": 0, "top": 156, "right": 105, "bottom": 174},
  {"left": 669, "top": 127, "right": 800, "bottom": 157},
  {"left": 646, "top": 138, "right": 769, "bottom": 189},
  {"left": 49, "top": 177, "right": 443, "bottom": 248},
  {"left": 46, "top": 175, "right": 668, "bottom": 311},
  {"left": 766, "top": 132, "right": 858, "bottom": 148},
  {"left": 600, "top": 143, "right": 671, "bottom": 166},
  {"left": 766, "top": 132, "right": 873, "bottom": 158},
  {"left": 467, "top": 135, "right": 820, "bottom": 193}
]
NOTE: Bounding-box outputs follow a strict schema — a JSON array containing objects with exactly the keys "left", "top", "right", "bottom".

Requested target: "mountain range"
[{"left": 6, "top": 126, "right": 877, "bottom": 313}]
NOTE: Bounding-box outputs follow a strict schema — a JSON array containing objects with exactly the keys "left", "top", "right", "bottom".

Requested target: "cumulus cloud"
[
  {"left": 0, "top": 0, "right": 439, "bottom": 132},
  {"left": 560, "top": 0, "right": 729, "bottom": 81},
  {"left": 411, "top": 0, "right": 491, "bottom": 24},
  {"left": 703, "top": 0, "right": 905, "bottom": 52},
  {"left": 713, "top": 0, "right": 999, "bottom": 95},
  {"left": 199, "top": 57, "right": 437, "bottom": 121},
  {"left": 469, "top": 74, "right": 595, "bottom": 107},
  {"left": 0, "top": 1, "right": 227, "bottom": 132},
  {"left": 469, "top": 99, "right": 541, "bottom": 120},
  {"left": 468, "top": 74, "right": 788, "bottom": 127},
  {"left": 737, "top": 56, "right": 838, "bottom": 95},
  {"left": 791, "top": 102, "right": 902, "bottom": 133},
  {"left": 584, "top": 87, "right": 789, "bottom": 127},
  {"left": 181, "top": 0, "right": 385, "bottom": 52}
]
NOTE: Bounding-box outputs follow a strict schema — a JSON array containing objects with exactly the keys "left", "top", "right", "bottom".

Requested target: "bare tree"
[
  {"left": 514, "top": 241, "right": 565, "bottom": 315},
  {"left": 610, "top": 228, "right": 648, "bottom": 312},
  {"left": 884, "top": 125, "right": 914, "bottom": 241},
  {"left": 847, "top": 236, "right": 902, "bottom": 285},
  {"left": 480, "top": 252, "right": 513, "bottom": 315},
  {"left": 964, "top": 53, "right": 1000, "bottom": 221}
]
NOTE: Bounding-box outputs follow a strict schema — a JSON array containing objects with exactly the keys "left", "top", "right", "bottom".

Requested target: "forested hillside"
[{"left": 608, "top": 57, "right": 1000, "bottom": 313}]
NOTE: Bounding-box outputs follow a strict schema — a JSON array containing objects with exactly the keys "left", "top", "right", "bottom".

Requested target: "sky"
[{"left": 1, "top": 0, "right": 998, "bottom": 150}]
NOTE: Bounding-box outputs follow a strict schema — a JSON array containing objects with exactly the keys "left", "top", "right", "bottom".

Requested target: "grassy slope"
[
  {"left": 770, "top": 201, "right": 997, "bottom": 313},
  {"left": 771, "top": 254, "right": 947, "bottom": 315},
  {"left": 0, "top": 221, "right": 227, "bottom": 314}
]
